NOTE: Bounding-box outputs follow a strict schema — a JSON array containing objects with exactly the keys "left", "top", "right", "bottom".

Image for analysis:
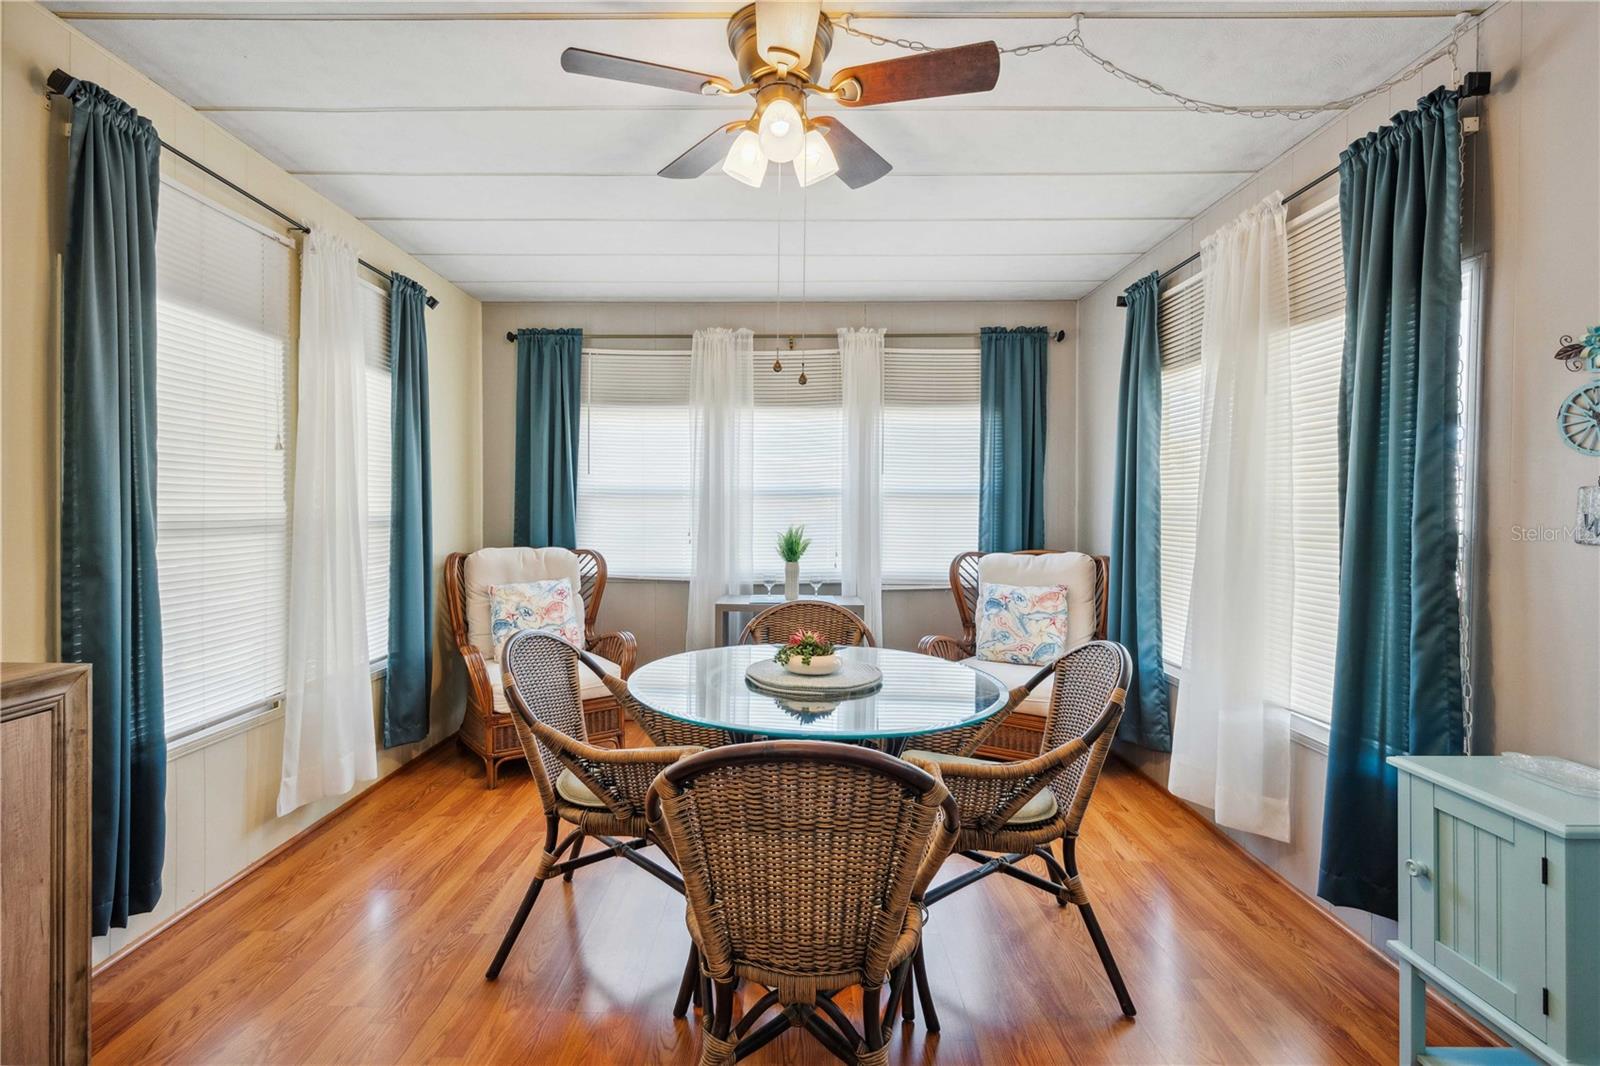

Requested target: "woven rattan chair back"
[
  {"left": 501, "top": 630, "right": 588, "bottom": 809},
  {"left": 947, "top": 549, "right": 1110, "bottom": 644},
  {"left": 590, "top": 667, "right": 730, "bottom": 749},
  {"left": 649, "top": 741, "right": 954, "bottom": 1005},
  {"left": 736, "top": 599, "right": 876, "bottom": 648},
  {"left": 1041, "top": 640, "right": 1131, "bottom": 833}
]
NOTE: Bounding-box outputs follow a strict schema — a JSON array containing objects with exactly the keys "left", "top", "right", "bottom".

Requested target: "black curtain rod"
[
  {"left": 45, "top": 68, "right": 439, "bottom": 310},
  {"left": 505, "top": 329, "right": 1068, "bottom": 344},
  {"left": 1114, "top": 71, "right": 1490, "bottom": 308}
]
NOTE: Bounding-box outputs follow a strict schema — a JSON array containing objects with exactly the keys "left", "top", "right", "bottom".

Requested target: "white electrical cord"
[{"left": 839, "top": 10, "right": 1479, "bottom": 120}]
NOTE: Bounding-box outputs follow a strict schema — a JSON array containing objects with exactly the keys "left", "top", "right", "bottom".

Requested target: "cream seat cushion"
[
  {"left": 976, "top": 551, "right": 1097, "bottom": 653},
  {"left": 963, "top": 657, "right": 1055, "bottom": 717},
  {"left": 484, "top": 653, "right": 618, "bottom": 717},
  {"left": 902, "top": 750, "right": 1060, "bottom": 824},
  {"left": 464, "top": 547, "right": 584, "bottom": 661},
  {"left": 555, "top": 769, "right": 608, "bottom": 809}
]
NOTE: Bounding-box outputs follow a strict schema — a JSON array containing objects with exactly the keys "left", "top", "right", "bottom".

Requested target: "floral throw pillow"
[
  {"left": 975, "top": 582, "right": 1070, "bottom": 666},
  {"left": 488, "top": 579, "right": 585, "bottom": 661}
]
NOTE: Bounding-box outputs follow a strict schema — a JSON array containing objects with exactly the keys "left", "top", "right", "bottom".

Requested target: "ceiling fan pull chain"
[{"left": 773, "top": 162, "right": 784, "bottom": 373}]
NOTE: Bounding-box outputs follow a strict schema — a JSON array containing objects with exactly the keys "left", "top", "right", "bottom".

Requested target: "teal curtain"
[
  {"left": 513, "top": 328, "right": 582, "bottom": 549},
  {"left": 1319, "top": 88, "right": 1464, "bottom": 919},
  {"left": 59, "top": 81, "right": 167, "bottom": 936},
  {"left": 383, "top": 275, "right": 435, "bottom": 748},
  {"left": 1107, "top": 273, "right": 1172, "bottom": 751},
  {"left": 979, "top": 326, "right": 1048, "bottom": 552}
]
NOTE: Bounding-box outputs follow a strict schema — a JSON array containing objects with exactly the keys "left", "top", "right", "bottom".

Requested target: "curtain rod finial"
[
  {"left": 1115, "top": 295, "right": 1128, "bottom": 308},
  {"left": 45, "top": 68, "right": 79, "bottom": 98},
  {"left": 1462, "top": 71, "right": 1491, "bottom": 98}
]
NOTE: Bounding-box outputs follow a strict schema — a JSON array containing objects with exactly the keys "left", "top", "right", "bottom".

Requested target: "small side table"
[{"left": 712, "top": 594, "right": 866, "bottom": 646}]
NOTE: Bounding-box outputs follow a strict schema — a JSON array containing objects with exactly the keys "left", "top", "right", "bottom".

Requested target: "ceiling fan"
[{"left": 560, "top": 1, "right": 1000, "bottom": 189}]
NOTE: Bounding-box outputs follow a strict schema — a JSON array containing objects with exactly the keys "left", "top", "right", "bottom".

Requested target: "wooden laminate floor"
[{"left": 92, "top": 739, "right": 1489, "bottom": 1065}]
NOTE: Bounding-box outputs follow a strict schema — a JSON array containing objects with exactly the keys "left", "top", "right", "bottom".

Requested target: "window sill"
[
  {"left": 1160, "top": 666, "right": 1332, "bottom": 755},
  {"left": 167, "top": 699, "right": 283, "bottom": 760}
]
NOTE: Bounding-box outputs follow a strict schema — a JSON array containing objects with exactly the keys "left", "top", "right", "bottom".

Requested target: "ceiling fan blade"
[
  {"left": 560, "top": 47, "right": 735, "bottom": 96},
  {"left": 811, "top": 117, "right": 892, "bottom": 189},
  {"left": 659, "top": 123, "right": 747, "bottom": 179},
  {"left": 828, "top": 41, "right": 1001, "bottom": 107}
]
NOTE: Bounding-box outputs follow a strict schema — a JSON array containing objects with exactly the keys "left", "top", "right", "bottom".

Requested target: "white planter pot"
[
  {"left": 784, "top": 561, "right": 799, "bottom": 600},
  {"left": 783, "top": 653, "right": 840, "bottom": 676}
]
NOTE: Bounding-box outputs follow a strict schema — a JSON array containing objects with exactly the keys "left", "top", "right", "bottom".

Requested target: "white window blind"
[
  {"left": 1272, "top": 199, "right": 1346, "bottom": 720},
  {"left": 751, "top": 349, "right": 843, "bottom": 582},
  {"left": 154, "top": 181, "right": 293, "bottom": 739},
  {"left": 882, "top": 348, "right": 980, "bottom": 585},
  {"left": 1157, "top": 275, "right": 1204, "bottom": 670},
  {"left": 361, "top": 280, "right": 391, "bottom": 664},
  {"left": 576, "top": 350, "right": 695, "bottom": 578}
]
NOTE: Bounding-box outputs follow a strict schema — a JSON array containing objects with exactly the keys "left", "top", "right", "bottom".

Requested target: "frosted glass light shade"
[
  {"left": 722, "top": 129, "right": 768, "bottom": 187},
  {"left": 795, "top": 128, "right": 838, "bottom": 186},
  {"left": 756, "top": 0, "right": 821, "bottom": 71},
  {"left": 758, "top": 97, "right": 805, "bottom": 163}
]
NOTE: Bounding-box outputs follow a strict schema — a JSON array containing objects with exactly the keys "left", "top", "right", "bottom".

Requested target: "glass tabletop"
[{"left": 626, "top": 645, "right": 1007, "bottom": 743}]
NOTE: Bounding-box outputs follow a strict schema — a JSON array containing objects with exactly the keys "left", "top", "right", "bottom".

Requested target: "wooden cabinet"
[
  {"left": 1, "top": 663, "right": 92, "bottom": 1066},
  {"left": 1392, "top": 755, "right": 1600, "bottom": 1066}
]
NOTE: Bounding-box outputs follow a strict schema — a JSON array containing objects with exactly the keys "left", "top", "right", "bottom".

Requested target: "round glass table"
[{"left": 626, "top": 644, "right": 1007, "bottom": 754}]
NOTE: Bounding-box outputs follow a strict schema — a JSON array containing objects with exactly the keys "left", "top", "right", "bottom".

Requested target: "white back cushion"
[
  {"left": 464, "top": 547, "right": 583, "bottom": 660},
  {"left": 977, "top": 552, "right": 1097, "bottom": 651}
]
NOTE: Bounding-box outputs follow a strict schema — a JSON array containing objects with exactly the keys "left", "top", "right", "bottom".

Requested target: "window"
[
  {"left": 751, "top": 347, "right": 843, "bottom": 582},
  {"left": 1273, "top": 198, "right": 1347, "bottom": 719},
  {"left": 576, "top": 350, "right": 695, "bottom": 578},
  {"left": 573, "top": 339, "right": 983, "bottom": 585},
  {"left": 154, "top": 181, "right": 293, "bottom": 738},
  {"left": 360, "top": 281, "right": 391, "bottom": 664},
  {"left": 882, "top": 348, "right": 980, "bottom": 585},
  {"left": 1156, "top": 198, "right": 1483, "bottom": 725},
  {"left": 1157, "top": 275, "right": 1204, "bottom": 670}
]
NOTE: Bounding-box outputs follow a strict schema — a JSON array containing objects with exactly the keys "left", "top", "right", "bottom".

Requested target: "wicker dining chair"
[
  {"left": 647, "top": 741, "right": 958, "bottom": 1066},
  {"left": 904, "top": 640, "right": 1136, "bottom": 1018},
  {"left": 593, "top": 670, "right": 732, "bottom": 750},
  {"left": 484, "top": 631, "right": 703, "bottom": 981},
  {"left": 737, "top": 599, "right": 876, "bottom": 648}
]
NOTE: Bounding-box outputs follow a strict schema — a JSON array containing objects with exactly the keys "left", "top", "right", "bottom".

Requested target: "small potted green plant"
[
  {"left": 776, "top": 524, "right": 810, "bottom": 601},
  {"left": 775, "top": 629, "right": 840, "bottom": 676}
]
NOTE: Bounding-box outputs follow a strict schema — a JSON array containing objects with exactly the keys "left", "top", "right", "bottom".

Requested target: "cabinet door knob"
[{"left": 1404, "top": 858, "right": 1430, "bottom": 879}]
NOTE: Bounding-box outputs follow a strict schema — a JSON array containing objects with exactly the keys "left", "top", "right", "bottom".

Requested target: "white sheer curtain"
[
  {"left": 839, "top": 327, "right": 885, "bottom": 639},
  {"left": 277, "top": 229, "right": 377, "bottom": 816},
  {"left": 686, "top": 328, "right": 755, "bottom": 650},
  {"left": 1168, "top": 195, "right": 1295, "bottom": 842}
]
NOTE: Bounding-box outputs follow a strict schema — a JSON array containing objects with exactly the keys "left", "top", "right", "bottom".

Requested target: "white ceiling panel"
[
  {"left": 297, "top": 172, "right": 1249, "bottom": 221},
  {"left": 210, "top": 108, "right": 1307, "bottom": 176},
  {"left": 368, "top": 217, "right": 1182, "bottom": 256},
  {"left": 462, "top": 280, "right": 1101, "bottom": 302},
  {"left": 60, "top": 12, "right": 1461, "bottom": 112},
  {"left": 418, "top": 252, "right": 1135, "bottom": 283},
  {"left": 48, "top": 2, "right": 1478, "bottom": 301}
]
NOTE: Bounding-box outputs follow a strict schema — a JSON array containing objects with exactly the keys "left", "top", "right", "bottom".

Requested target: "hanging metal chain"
[{"left": 839, "top": 11, "right": 1477, "bottom": 121}]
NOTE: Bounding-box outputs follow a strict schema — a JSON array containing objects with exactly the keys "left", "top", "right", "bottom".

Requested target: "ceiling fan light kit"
[{"left": 559, "top": 1, "right": 1000, "bottom": 189}]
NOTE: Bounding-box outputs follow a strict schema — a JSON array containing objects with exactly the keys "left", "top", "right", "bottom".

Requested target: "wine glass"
[
  {"left": 760, "top": 578, "right": 775, "bottom": 598},
  {"left": 809, "top": 578, "right": 824, "bottom": 597}
]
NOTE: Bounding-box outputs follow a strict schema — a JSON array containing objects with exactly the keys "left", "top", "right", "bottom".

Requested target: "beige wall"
[
  {"left": 480, "top": 299, "right": 1079, "bottom": 657},
  {"left": 1072, "top": 0, "right": 1600, "bottom": 943},
  {"left": 0, "top": 2, "right": 485, "bottom": 963}
]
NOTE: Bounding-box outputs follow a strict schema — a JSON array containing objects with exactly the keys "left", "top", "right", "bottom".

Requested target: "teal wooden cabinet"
[{"left": 1391, "top": 755, "right": 1600, "bottom": 1066}]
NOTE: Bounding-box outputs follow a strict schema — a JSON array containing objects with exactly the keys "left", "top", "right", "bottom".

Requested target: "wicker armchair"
[
  {"left": 918, "top": 549, "right": 1108, "bottom": 759},
  {"left": 445, "top": 548, "right": 638, "bottom": 788},
  {"left": 484, "top": 631, "right": 700, "bottom": 981},
  {"left": 905, "top": 640, "right": 1135, "bottom": 1018},
  {"left": 737, "top": 599, "right": 876, "bottom": 648},
  {"left": 648, "top": 742, "right": 958, "bottom": 1066}
]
